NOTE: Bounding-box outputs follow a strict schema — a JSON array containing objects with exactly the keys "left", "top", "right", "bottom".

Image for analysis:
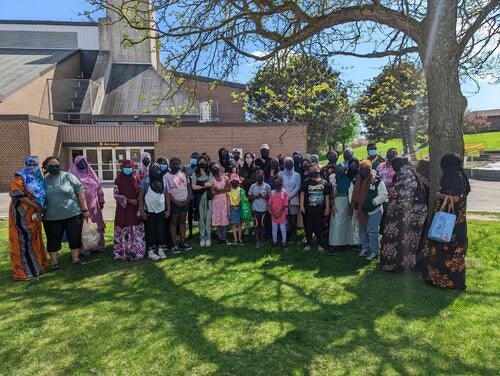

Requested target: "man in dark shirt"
[
  {"left": 255, "top": 144, "right": 271, "bottom": 171},
  {"left": 300, "top": 163, "right": 331, "bottom": 252}
]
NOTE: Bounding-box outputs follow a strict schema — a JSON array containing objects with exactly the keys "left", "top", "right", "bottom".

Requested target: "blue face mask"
[
  {"left": 160, "top": 164, "right": 168, "bottom": 172},
  {"left": 190, "top": 158, "right": 197, "bottom": 167},
  {"left": 122, "top": 167, "right": 133, "bottom": 176},
  {"left": 368, "top": 149, "right": 378, "bottom": 157},
  {"left": 47, "top": 165, "right": 61, "bottom": 175}
]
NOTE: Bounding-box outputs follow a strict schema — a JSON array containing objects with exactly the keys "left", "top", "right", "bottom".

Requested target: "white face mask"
[{"left": 245, "top": 157, "right": 253, "bottom": 165}]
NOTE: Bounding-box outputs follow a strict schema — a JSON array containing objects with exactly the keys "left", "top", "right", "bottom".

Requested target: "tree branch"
[{"left": 323, "top": 46, "right": 419, "bottom": 59}]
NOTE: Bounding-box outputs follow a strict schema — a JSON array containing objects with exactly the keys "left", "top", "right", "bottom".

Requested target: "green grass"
[
  {"left": 0, "top": 220, "right": 499, "bottom": 375},
  {"left": 326, "top": 131, "right": 500, "bottom": 162}
]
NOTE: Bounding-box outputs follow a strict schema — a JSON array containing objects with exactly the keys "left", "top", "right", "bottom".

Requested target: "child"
[
  {"left": 268, "top": 175, "right": 288, "bottom": 249},
  {"left": 228, "top": 174, "right": 243, "bottom": 244},
  {"left": 165, "top": 157, "right": 192, "bottom": 253},
  {"left": 211, "top": 163, "right": 230, "bottom": 244},
  {"left": 138, "top": 163, "right": 170, "bottom": 260},
  {"left": 248, "top": 169, "right": 271, "bottom": 249}
]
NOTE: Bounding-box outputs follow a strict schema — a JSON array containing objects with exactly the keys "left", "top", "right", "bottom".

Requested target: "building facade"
[{"left": 0, "top": 8, "right": 307, "bottom": 190}]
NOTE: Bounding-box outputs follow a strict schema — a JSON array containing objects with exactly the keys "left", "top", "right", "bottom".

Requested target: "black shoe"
[
  {"left": 72, "top": 260, "right": 86, "bottom": 265},
  {"left": 171, "top": 245, "right": 181, "bottom": 254},
  {"left": 179, "top": 243, "right": 192, "bottom": 251}
]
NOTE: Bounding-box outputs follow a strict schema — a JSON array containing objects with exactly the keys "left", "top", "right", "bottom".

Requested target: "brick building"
[{"left": 0, "top": 7, "right": 307, "bottom": 191}]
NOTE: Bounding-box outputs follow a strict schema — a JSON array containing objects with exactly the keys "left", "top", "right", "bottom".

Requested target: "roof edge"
[
  {"left": 0, "top": 114, "right": 63, "bottom": 126},
  {"left": 0, "top": 19, "right": 98, "bottom": 27}
]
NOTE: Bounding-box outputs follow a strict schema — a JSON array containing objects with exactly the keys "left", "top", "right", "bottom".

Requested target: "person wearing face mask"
[
  {"left": 248, "top": 169, "right": 271, "bottom": 248},
  {"left": 68, "top": 155, "right": 105, "bottom": 255},
  {"left": 239, "top": 152, "right": 256, "bottom": 235},
  {"left": 184, "top": 152, "right": 199, "bottom": 178},
  {"left": 136, "top": 152, "right": 152, "bottom": 184},
  {"left": 42, "top": 156, "right": 90, "bottom": 268},
  {"left": 376, "top": 148, "right": 398, "bottom": 235},
  {"left": 321, "top": 150, "right": 338, "bottom": 180},
  {"left": 366, "top": 143, "right": 384, "bottom": 170},
  {"left": 380, "top": 157, "right": 427, "bottom": 272},
  {"left": 309, "top": 154, "right": 320, "bottom": 164},
  {"left": 349, "top": 160, "right": 388, "bottom": 261},
  {"left": 264, "top": 158, "right": 280, "bottom": 238},
  {"left": 301, "top": 158, "right": 311, "bottom": 182},
  {"left": 157, "top": 156, "right": 173, "bottom": 248},
  {"left": 218, "top": 147, "right": 232, "bottom": 173},
  {"left": 211, "top": 163, "right": 230, "bottom": 244},
  {"left": 183, "top": 152, "right": 199, "bottom": 240},
  {"left": 9, "top": 156, "right": 49, "bottom": 280},
  {"left": 300, "top": 163, "right": 332, "bottom": 252},
  {"left": 278, "top": 157, "right": 301, "bottom": 242},
  {"left": 192, "top": 155, "right": 213, "bottom": 247},
  {"left": 138, "top": 163, "right": 170, "bottom": 260},
  {"left": 277, "top": 153, "right": 286, "bottom": 171},
  {"left": 165, "top": 157, "right": 192, "bottom": 253},
  {"left": 113, "top": 160, "right": 146, "bottom": 261},
  {"left": 292, "top": 150, "right": 303, "bottom": 174},
  {"left": 255, "top": 144, "right": 271, "bottom": 171},
  {"left": 268, "top": 175, "right": 289, "bottom": 249},
  {"left": 228, "top": 174, "right": 244, "bottom": 244},
  {"left": 231, "top": 148, "right": 244, "bottom": 174}
]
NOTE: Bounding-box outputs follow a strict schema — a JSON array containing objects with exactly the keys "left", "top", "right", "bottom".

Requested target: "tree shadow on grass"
[{"left": 0, "top": 249, "right": 495, "bottom": 375}]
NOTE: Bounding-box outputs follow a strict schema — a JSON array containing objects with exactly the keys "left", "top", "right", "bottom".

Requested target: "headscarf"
[
  {"left": 148, "top": 162, "right": 164, "bottom": 194},
  {"left": 292, "top": 150, "right": 303, "bottom": 173},
  {"left": 351, "top": 159, "right": 372, "bottom": 225},
  {"left": 391, "top": 157, "right": 410, "bottom": 173},
  {"left": 440, "top": 153, "right": 471, "bottom": 196},
  {"left": 138, "top": 152, "right": 151, "bottom": 180},
  {"left": 283, "top": 157, "right": 295, "bottom": 176},
  {"left": 68, "top": 155, "right": 100, "bottom": 192},
  {"left": 115, "top": 160, "right": 139, "bottom": 199},
  {"left": 15, "top": 156, "right": 45, "bottom": 208}
]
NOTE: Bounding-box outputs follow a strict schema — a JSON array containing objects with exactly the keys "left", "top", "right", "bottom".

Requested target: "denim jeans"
[{"left": 359, "top": 208, "right": 383, "bottom": 257}]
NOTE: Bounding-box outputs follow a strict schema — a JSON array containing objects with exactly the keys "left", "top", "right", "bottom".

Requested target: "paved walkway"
[{"left": 1, "top": 179, "right": 499, "bottom": 220}]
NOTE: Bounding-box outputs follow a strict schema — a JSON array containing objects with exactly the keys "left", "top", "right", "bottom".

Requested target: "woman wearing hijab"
[
  {"left": 68, "top": 155, "right": 105, "bottom": 255},
  {"left": 192, "top": 155, "right": 213, "bottom": 247},
  {"left": 278, "top": 157, "right": 301, "bottom": 242},
  {"left": 139, "top": 162, "right": 170, "bottom": 260},
  {"left": 113, "top": 160, "right": 146, "bottom": 261},
  {"left": 136, "top": 152, "right": 152, "bottom": 183},
  {"left": 380, "top": 157, "right": 428, "bottom": 272},
  {"left": 9, "top": 156, "right": 49, "bottom": 280},
  {"left": 349, "top": 160, "right": 388, "bottom": 261},
  {"left": 292, "top": 150, "right": 303, "bottom": 174},
  {"left": 421, "top": 153, "right": 471, "bottom": 290}
]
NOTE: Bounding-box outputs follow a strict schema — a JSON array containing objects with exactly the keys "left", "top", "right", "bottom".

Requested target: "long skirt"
[
  {"left": 329, "top": 196, "right": 353, "bottom": 246},
  {"left": 9, "top": 200, "right": 48, "bottom": 280},
  {"left": 113, "top": 224, "right": 146, "bottom": 261},
  {"left": 212, "top": 193, "right": 229, "bottom": 226}
]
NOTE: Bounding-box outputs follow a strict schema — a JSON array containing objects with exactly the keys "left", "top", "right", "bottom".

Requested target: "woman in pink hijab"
[
  {"left": 136, "top": 152, "right": 151, "bottom": 184},
  {"left": 68, "top": 155, "right": 106, "bottom": 254}
]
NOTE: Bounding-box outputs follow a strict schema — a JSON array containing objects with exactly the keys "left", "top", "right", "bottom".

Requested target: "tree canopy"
[{"left": 243, "top": 54, "right": 357, "bottom": 150}]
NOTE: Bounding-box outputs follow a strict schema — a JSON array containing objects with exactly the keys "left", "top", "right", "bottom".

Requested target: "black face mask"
[
  {"left": 349, "top": 165, "right": 358, "bottom": 173},
  {"left": 212, "top": 168, "right": 220, "bottom": 175},
  {"left": 274, "top": 182, "right": 282, "bottom": 189},
  {"left": 143, "top": 159, "right": 150, "bottom": 167},
  {"left": 231, "top": 182, "right": 239, "bottom": 188},
  {"left": 150, "top": 170, "right": 161, "bottom": 178},
  {"left": 285, "top": 161, "right": 294, "bottom": 170},
  {"left": 387, "top": 152, "right": 397, "bottom": 161},
  {"left": 260, "top": 149, "right": 269, "bottom": 158},
  {"left": 76, "top": 160, "right": 87, "bottom": 170},
  {"left": 328, "top": 156, "right": 338, "bottom": 164},
  {"left": 199, "top": 162, "right": 207, "bottom": 169},
  {"left": 343, "top": 152, "right": 353, "bottom": 162},
  {"left": 256, "top": 176, "right": 264, "bottom": 183},
  {"left": 48, "top": 165, "right": 61, "bottom": 175},
  {"left": 170, "top": 165, "right": 181, "bottom": 173},
  {"left": 233, "top": 155, "right": 240, "bottom": 161},
  {"left": 309, "top": 171, "right": 320, "bottom": 179},
  {"left": 302, "top": 164, "right": 310, "bottom": 172},
  {"left": 359, "top": 169, "right": 370, "bottom": 178}
]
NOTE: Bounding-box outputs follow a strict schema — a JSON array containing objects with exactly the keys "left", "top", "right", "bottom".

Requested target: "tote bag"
[
  {"left": 239, "top": 188, "right": 252, "bottom": 222},
  {"left": 428, "top": 196, "right": 456, "bottom": 243},
  {"left": 82, "top": 221, "right": 100, "bottom": 249}
]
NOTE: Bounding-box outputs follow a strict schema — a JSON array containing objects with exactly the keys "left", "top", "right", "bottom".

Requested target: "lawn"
[
  {"left": 326, "top": 131, "right": 500, "bottom": 162},
  {"left": 0, "top": 220, "right": 498, "bottom": 375}
]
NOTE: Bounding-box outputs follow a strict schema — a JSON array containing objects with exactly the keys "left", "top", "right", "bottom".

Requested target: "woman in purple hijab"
[{"left": 68, "top": 155, "right": 106, "bottom": 254}]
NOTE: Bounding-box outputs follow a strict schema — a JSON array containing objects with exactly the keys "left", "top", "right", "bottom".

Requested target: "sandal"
[
  {"left": 50, "top": 264, "right": 60, "bottom": 270},
  {"left": 72, "top": 260, "right": 86, "bottom": 265}
]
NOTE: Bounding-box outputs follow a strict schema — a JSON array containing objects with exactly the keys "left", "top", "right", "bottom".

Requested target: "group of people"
[{"left": 8, "top": 143, "right": 470, "bottom": 290}]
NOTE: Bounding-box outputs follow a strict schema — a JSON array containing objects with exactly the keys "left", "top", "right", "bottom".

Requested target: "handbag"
[
  {"left": 82, "top": 221, "right": 100, "bottom": 249},
  {"left": 239, "top": 188, "right": 252, "bottom": 222},
  {"left": 428, "top": 196, "right": 456, "bottom": 243}
]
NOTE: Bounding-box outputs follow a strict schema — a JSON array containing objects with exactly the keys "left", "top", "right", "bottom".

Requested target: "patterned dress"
[
  {"left": 421, "top": 193, "right": 468, "bottom": 290},
  {"left": 211, "top": 175, "right": 229, "bottom": 226},
  {"left": 380, "top": 165, "right": 427, "bottom": 272},
  {"left": 9, "top": 177, "right": 48, "bottom": 280}
]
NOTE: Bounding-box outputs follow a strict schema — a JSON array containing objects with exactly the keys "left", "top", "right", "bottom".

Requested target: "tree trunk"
[{"left": 421, "top": 0, "right": 466, "bottom": 207}]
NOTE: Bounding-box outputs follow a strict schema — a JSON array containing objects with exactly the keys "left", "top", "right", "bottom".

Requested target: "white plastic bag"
[{"left": 82, "top": 221, "right": 100, "bottom": 250}]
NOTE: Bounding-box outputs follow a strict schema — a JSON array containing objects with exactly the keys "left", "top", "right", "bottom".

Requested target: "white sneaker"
[
  {"left": 148, "top": 250, "right": 160, "bottom": 261},
  {"left": 200, "top": 239, "right": 206, "bottom": 247},
  {"left": 359, "top": 250, "right": 368, "bottom": 257},
  {"left": 205, "top": 239, "right": 211, "bottom": 247},
  {"left": 157, "top": 248, "right": 167, "bottom": 259}
]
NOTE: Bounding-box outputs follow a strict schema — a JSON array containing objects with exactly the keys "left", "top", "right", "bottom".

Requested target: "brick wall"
[
  {"left": 0, "top": 52, "right": 81, "bottom": 118},
  {"left": 29, "top": 120, "right": 61, "bottom": 163},
  {"left": 0, "top": 119, "right": 31, "bottom": 191},
  {"left": 155, "top": 122, "right": 307, "bottom": 163}
]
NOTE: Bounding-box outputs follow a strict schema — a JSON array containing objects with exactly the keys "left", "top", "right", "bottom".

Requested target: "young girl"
[
  {"left": 192, "top": 155, "right": 213, "bottom": 247},
  {"left": 211, "top": 163, "right": 230, "bottom": 244},
  {"left": 138, "top": 163, "right": 170, "bottom": 260},
  {"left": 165, "top": 157, "right": 192, "bottom": 253},
  {"left": 228, "top": 174, "right": 243, "bottom": 245},
  {"left": 268, "top": 175, "right": 288, "bottom": 249},
  {"left": 248, "top": 169, "right": 271, "bottom": 249}
]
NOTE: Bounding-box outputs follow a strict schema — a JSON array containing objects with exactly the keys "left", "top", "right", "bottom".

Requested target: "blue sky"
[{"left": 2, "top": 0, "right": 498, "bottom": 111}]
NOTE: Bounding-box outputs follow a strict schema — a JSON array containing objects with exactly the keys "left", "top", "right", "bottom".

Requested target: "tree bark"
[{"left": 420, "top": 0, "right": 466, "bottom": 207}]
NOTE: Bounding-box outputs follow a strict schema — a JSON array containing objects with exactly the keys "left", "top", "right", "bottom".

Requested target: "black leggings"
[
  {"left": 253, "top": 211, "right": 267, "bottom": 241},
  {"left": 145, "top": 212, "right": 166, "bottom": 249},
  {"left": 304, "top": 212, "right": 323, "bottom": 246},
  {"left": 287, "top": 214, "right": 298, "bottom": 241}
]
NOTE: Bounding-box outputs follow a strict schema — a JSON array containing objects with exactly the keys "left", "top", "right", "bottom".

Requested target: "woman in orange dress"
[{"left": 8, "top": 156, "right": 48, "bottom": 280}]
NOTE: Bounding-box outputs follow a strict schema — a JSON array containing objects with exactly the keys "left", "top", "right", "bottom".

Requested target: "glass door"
[
  {"left": 114, "top": 148, "right": 127, "bottom": 177},
  {"left": 86, "top": 149, "right": 99, "bottom": 178},
  {"left": 100, "top": 149, "right": 114, "bottom": 181}
]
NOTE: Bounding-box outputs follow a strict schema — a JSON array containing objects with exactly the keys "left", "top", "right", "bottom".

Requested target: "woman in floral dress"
[
  {"left": 421, "top": 153, "right": 470, "bottom": 290},
  {"left": 380, "top": 157, "right": 427, "bottom": 272},
  {"left": 210, "top": 163, "right": 230, "bottom": 243},
  {"left": 113, "top": 160, "right": 145, "bottom": 260}
]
